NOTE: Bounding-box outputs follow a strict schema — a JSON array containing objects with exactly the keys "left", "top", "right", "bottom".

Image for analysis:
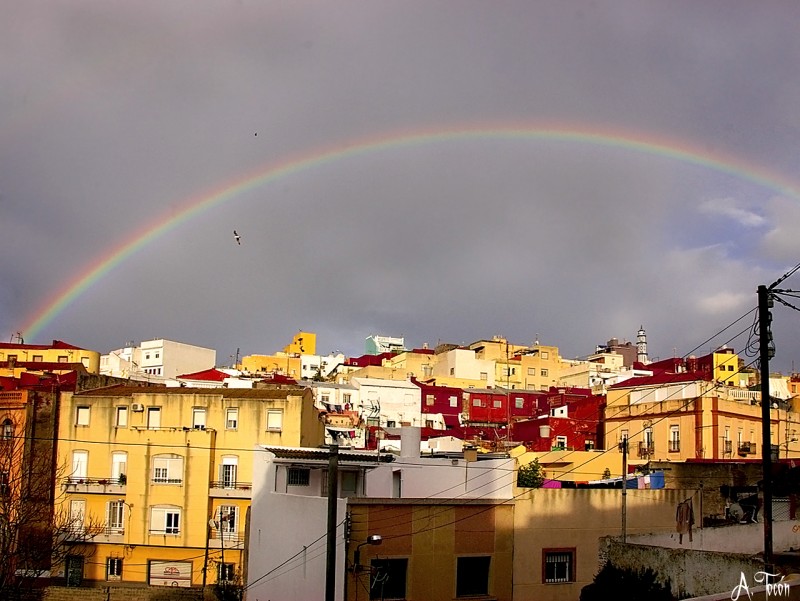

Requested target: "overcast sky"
[{"left": 3, "top": 2, "right": 800, "bottom": 372}]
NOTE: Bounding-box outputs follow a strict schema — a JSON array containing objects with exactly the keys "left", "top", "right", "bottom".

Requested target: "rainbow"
[{"left": 19, "top": 122, "right": 800, "bottom": 342}]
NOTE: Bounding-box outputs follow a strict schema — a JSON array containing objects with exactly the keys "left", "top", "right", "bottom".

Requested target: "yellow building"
[
  {"left": 605, "top": 373, "right": 800, "bottom": 463},
  {"left": 518, "top": 345, "right": 566, "bottom": 391},
  {"left": 0, "top": 340, "right": 100, "bottom": 375},
  {"left": 283, "top": 331, "right": 316, "bottom": 355},
  {"left": 513, "top": 447, "right": 624, "bottom": 482},
  {"left": 512, "top": 487, "right": 691, "bottom": 601},
  {"left": 346, "top": 499, "right": 514, "bottom": 601},
  {"left": 382, "top": 348, "right": 437, "bottom": 380},
  {"left": 56, "top": 385, "right": 324, "bottom": 588}
]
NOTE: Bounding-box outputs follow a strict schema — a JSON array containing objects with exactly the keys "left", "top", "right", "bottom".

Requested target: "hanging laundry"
[{"left": 676, "top": 498, "right": 694, "bottom": 544}]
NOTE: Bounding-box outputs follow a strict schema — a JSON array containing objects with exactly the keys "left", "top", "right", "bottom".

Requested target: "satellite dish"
[{"left": 730, "top": 503, "right": 745, "bottom": 522}]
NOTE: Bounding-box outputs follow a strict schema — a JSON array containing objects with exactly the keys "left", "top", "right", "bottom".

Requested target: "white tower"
[{"left": 637, "top": 326, "right": 648, "bottom": 364}]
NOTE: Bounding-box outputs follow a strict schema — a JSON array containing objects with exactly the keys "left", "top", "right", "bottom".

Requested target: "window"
[
  {"left": 152, "top": 454, "right": 183, "bottom": 484},
  {"left": 343, "top": 393, "right": 352, "bottom": 404},
  {"left": 341, "top": 471, "right": 358, "bottom": 497},
  {"left": 480, "top": 372, "right": 488, "bottom": 380},
  {"left": 217, "top": 563, "right": 235, "bottom": 583},
  {"left": 669, "top": 426, "right": 680, "bottom": 452},
  {"left": 543, "top": 549, "right": 574, "bottom": 583},
  {"left": 554, "top": 435, "right": 567, "bottom": 450},
  {"left": 115, "top": 406, "right": 128, "bottom": 428},
  {"left": 107, "top": 557, "right": 123, "bottom": 580},
  {"left": 192, "top": 408, "right": 206, "bottom": 429},
  {"left": 321, "top": 394, "right": 330, "bottom": 404},
  {"left": 226, "top": 408, "right": 238, "bottom": 430},
  {"left": 473, "top": 399, "right": 483, "bottom": 407},
  {"left": 1, "top": 419, "right": 12, "bottom": 440},
  {"left": 456, "top": 556, "right": 490, "bottom": 597},
  {"left": 32, "top": 355, "right": 43, "bottom": 362},
  {"left": 145, "top": 354, "right": 150, "bottom": 360},
  {"left": 528, "top": 367, "right": 536, "bottom": 376},
  {"left": 450, "top": 367, "right": 455, "bottom": 376},
  {"left": 449, "top": 396, "right": 458, "bottom": 408},
  {"left": 0, "top": 471, "right": 8, "bottom": 495},
  {"left": 147, "top": 407, "right": 161, "bottom": 429},
  {"left": 287, "top": 467, "right": 310, "bottom": 486},
  {"left": 70, "top": 499, "right": 86, "bottom": 534},
  {"left": 541, "top": 369, "right": 549, "bottom": 377},
  {"left": 155, "top": 353, "right": 160, "bottom": 359},
  {"left": 76, "top": 406, "right": 90, "bottom": 426},
  {"left": 58, "top": 355, "right": 68, "bottom": 363},
  {"left": 515, "top": 397, "right": 524, "bottom": 409},
  {"left": 370, "top": 558, "right": 408, "bottom": 600},
  {"left": 426, "top": 394, "right": 434, "bottom": 406},
  {"left": 541, "top": 352, "right": 549, "bottom": 359},
  {"left": 493, "top": 400, "right": 502, "bottom": 408},
  {"left": 386, "top": 420, "right": 396, "bottom": 428},
  {"left": 150, "top": 506, "right": 181, "bottom": 535},
  {"left": 215, "top": 505, "right": 238, "bottom": 540},
  {"left": 425, "top": 419, "right": 435, "bottom": 428},
  {"left": 266, "top": 409, "right": 283, "bottom": 432},
  {"left": 220, "top": 456, "right": 238, "bottom": 488},
  {"left": 71, "top": 450, "right": 88, "bottom": 480},
  {"left": 584, "top": 440, "right": 595, "bottom": 451},
  {"left": 106, "top": 501, "right": 125, "bottom": 534},
  {"left": 111, "top": 452, "right": 127, "bottom": 481}
]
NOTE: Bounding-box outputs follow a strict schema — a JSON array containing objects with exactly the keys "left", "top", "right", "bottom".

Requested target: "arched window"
[{"left": 1, "top": 419, "right": 13, "bottom": 440}]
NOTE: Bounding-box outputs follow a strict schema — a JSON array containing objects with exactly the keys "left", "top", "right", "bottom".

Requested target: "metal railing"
[{"left": 209, "top": 481, "right": 252, "bottom": 490}]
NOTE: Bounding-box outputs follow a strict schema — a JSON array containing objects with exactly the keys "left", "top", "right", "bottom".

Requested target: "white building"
[
  {"left": 431, "top": 347, "right": 496, "bottom": 386},
  {"left": 246, "top": 435, "right": 515, "bottom": 601},
  {"left": 558, "top": 352, "right": 653, "bottom": 393},
  {"left": 299, "top": 352, "right": 347, "bottom": 380},
  {"left": 100, "top": 338, "right": 216, "bottom": 381},
  {"left": 350, "top": 377, "right": 422, "bottom": 428}
]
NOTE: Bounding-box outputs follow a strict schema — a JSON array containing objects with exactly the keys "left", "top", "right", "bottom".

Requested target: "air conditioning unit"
[{"left": 131, "top": 403, "right": 145, "bottom": 412}]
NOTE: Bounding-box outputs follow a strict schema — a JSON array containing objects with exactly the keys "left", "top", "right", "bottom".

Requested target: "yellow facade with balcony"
[
  {"left": 56, "top": 386, "right": 324, "bottom": 588},
  {"left": 0, "top": 340, "right": 100, "bottom": 375},
  {"left": 605, "top": 377, "right": 800, "bottom": 463}
]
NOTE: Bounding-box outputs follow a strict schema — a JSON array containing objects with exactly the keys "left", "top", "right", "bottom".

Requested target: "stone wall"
[
  {"left": 43, "top": 586, "right": 211, "bottom": 601},
  {"left": 602, "top": 537, "right": 777, "bottom": 598}
]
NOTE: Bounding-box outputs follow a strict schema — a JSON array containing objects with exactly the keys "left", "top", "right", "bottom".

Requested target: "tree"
[
  {"left": 0, "top": 392, "right": 102, "bottom": 599},
  {"left": 580, "top": 562, "right": 674, "bottom": 601},
  {"left": 517, "top": 458, "right": 545, "bottom": 488}
]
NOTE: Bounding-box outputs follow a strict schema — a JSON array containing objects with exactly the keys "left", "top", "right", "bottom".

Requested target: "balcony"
[
  {"left": 209, "top": 481, "right": 252, "bottom": 499},
  {"left": 208, "top": 531, "right": 245, "bottom": 549},
  {"left": 637, "top": 442, "right": 654, "bottom": 459},
  {"left": 723, "top": 440, "right": 733, "bottom": 457},
  {"left": 62, "top": 476, "right": 126, "bottom": 495},
  {"left": 92, "top": 526, "right": 125, "bottom": 544},
  {"left": 738, "top": 442, "right": 757, "bottom": 456}
]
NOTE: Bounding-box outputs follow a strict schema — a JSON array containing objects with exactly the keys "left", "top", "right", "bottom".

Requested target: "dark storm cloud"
[{"left": 2, "top": 1, "right": 799, "bottom": 371}]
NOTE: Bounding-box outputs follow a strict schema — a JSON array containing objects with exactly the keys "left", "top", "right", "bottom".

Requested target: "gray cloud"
[{"left": 2, "top": 1, "right": 800, "bottom": 372}]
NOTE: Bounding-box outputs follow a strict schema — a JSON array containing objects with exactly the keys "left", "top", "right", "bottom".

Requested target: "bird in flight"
[{"left": 233, "top": 230, "right": 241, "bottom": 245}]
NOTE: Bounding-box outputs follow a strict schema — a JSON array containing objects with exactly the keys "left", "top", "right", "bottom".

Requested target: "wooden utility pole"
[
  {"left": 621, "top": 437, "right": 628, "bottom": 543},
  {"left": 758, "top": 284, "right": 774, "bottom": 570},
  {"left": 325, "top": 444, "right": 340, "bottom": 601}
]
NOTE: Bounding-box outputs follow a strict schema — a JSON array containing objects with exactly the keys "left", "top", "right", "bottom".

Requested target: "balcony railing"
[
  {"left": 738, "top": 442, "right": 757, "bottom": 455},
  {"left": 209, "top": 481, "right": 252, "bottom": 498},
  {"left": 638, "top": 442, "right": 654, "bottom": 458},
  {"left": 208, "top": 531, "right": 245, "bottom": 548},
  {"left": 723, "top": 440, "right": 733, "bottom": 456},
  {"left": 62, "top": 476, "right": 127, "bottom": 493}
]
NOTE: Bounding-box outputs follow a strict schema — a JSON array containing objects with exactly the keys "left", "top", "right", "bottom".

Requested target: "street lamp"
[
  {"left": 353, "top": 534, "right": 382, "bottom": 572},
  {"left": 352, "top": 535, "right": 382, "bottom": 601}
]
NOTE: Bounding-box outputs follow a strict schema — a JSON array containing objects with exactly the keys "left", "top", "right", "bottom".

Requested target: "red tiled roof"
[
  {"left": 177, "top": 368, "right": 228, "bottom": 381},
  {"left": 609, "top": 371, "right": 707, "bottom": 388},
  {"left": 0, "top": 340, "right": 88, "bottom": 351}
]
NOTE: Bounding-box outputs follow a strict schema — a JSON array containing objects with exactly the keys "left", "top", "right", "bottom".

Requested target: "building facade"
[{"left": 56, "top": 385, "right": 323, "bottom": 588}]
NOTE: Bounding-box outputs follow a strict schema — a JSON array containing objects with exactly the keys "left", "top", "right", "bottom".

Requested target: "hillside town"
[{"left": 2, "top": 329, "right": 800, "bottom": 601}]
